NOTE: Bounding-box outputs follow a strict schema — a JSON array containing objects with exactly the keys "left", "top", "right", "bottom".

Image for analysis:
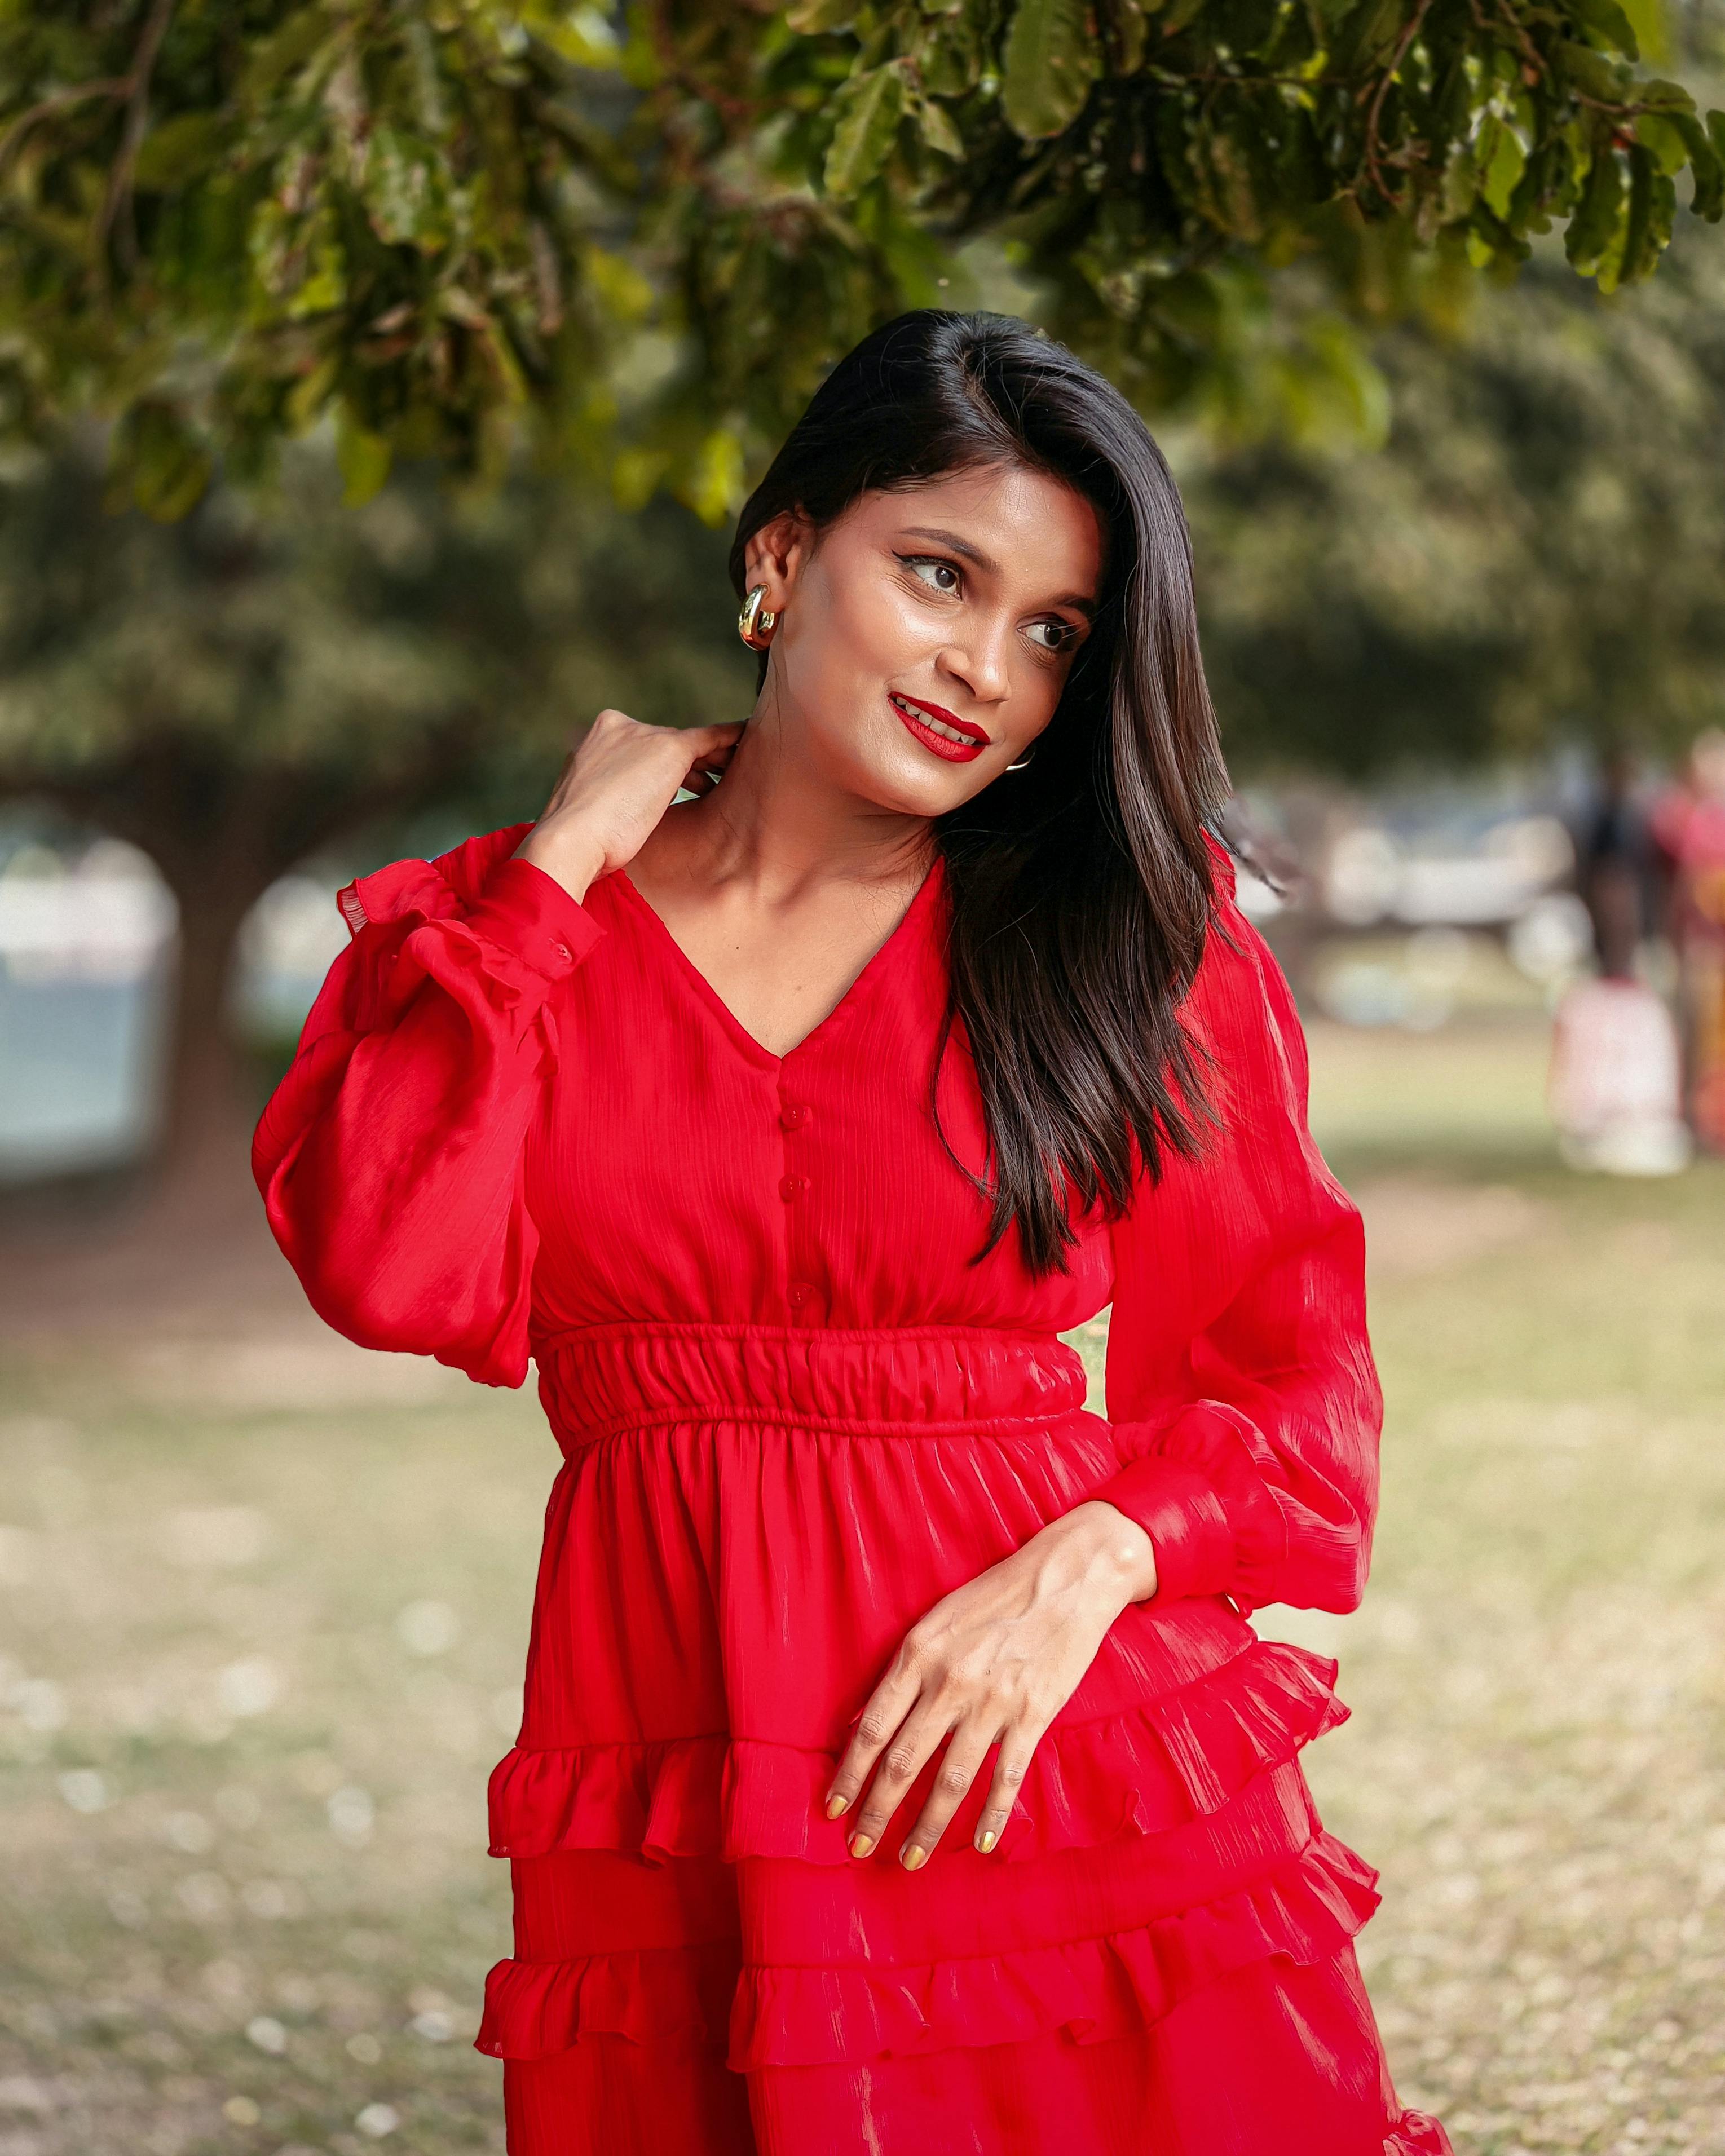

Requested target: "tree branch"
[
  {"left": 0, "top": 78, "right": 131, "bottom": 175},
  {"left": 94, "top": 0, "right": 178, "bottom": 289}
]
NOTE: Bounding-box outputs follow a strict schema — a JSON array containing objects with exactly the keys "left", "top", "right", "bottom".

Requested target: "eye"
[
  {"left": 899, "top": 554, "right": 963, "bottom": 597},
  {"left": 1026, "top": 619, "right": 1079, "bottom": 654}
]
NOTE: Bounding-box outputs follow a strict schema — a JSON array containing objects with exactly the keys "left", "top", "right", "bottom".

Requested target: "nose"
[{"left": 936, "top": 615, "right": 1013, "bottom": 707}]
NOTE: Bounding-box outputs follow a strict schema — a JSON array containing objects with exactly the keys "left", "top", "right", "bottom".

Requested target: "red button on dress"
[{"left": 254, "top": 827, "right": 1449, "bottom": 2156}]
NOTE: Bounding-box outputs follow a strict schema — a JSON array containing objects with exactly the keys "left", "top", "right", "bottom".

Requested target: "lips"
[{"left": 889, "top": 692, "right": 991, "bottom": 764}]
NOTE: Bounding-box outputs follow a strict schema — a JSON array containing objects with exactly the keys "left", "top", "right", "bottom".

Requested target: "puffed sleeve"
[
  {"left": 252, "top": 824, "right": 605, "bottom": 1389},
  {"left": 1089, "top": 860, "right": 1382, "bottom": 1616}
]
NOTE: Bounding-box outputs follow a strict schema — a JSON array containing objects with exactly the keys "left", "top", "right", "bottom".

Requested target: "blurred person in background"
[
  {"left": 252, "top": 315, "right": 1446, "bottom": 2156},
  {"left": 1548, "top": 749, "right": 1690, "bottom": 1176},
  {"left": 1651, "top": 728, "right": 1725, "bottom": 1153}
]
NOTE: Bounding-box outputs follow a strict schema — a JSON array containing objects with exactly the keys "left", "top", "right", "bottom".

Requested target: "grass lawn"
[{"left": 2, "top": 1014, "right": 1722, "bottom": 2155}]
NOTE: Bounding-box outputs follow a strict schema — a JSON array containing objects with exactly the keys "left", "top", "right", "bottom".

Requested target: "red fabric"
[{"left": 254, "top": 824, "right": 1445, "bottom": 2155}]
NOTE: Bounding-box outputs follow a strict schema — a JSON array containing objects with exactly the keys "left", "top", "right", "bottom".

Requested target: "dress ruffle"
[
  {"left": 489, "top": 1638, "right": 1346, "bottom": 1867},
  {"left": 1386, "top": 2117, "right": 1454, "bottom": 2155},
  {"left": 478, "top": 1827, "right": 1380, "bottom": 2071},
  {"left": 476, "top": 1937, "right": 740, "bottom": 2058}
]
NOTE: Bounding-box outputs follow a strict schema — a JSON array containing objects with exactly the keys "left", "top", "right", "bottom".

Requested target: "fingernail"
[
  {"left": 900, "top": 1845, "right": 927, "bottom": 1872},
  {"left": 824, "top": 1793, "right": 849, "bottom": 1820},
  {"left": 977, "top": 1830, "right": 997, "bottom": 1855},
  {"left": 848, "top": 1833, "right": 875, "bottom": 1859}
]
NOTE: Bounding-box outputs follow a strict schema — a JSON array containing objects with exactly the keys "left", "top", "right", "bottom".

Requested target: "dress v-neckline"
[{"left": 610, "top": 855, "right": 944, "bottom": 1067}]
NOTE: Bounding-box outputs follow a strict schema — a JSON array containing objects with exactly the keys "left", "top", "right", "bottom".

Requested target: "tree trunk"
[
  {"left": 0, "top": 848, "right": 289, "bottom": 1332},
  {"left": 147, "top": 873, "right": 267, "bottom": 1246}
]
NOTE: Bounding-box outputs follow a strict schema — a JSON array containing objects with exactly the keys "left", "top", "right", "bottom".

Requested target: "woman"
[{"left": 256, "top": 311, "right": 1448, "bottom": 2156}]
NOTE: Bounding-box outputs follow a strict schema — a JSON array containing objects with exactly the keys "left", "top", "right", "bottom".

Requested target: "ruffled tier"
[
  {"left": 479, "top": 1826, "right": 1380, "bottom": 2070},
  {"left": 489, "top": 1636, "right": 1345, "bottom": 1867},
  {"left": 1386, "top": 2117, "right": 1454, "bottom": 2155},
  {"left": 477, "top": 1937, "right": 740, "bottom": 2059}
]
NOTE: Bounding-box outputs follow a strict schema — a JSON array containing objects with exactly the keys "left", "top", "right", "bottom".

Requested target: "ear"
[{"left": 742, "top": 510, "right": 813, "bottom": 612}]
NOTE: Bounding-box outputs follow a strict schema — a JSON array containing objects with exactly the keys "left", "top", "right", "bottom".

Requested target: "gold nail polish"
[
  {"left": 977, "top": 1830, "right": 997, "bottom": 1855},
  {"left": 824, "top": 1794, "right": 848, "bottom": 1821},
  {"left": 901, "top": 1845, "right": 927, "bottom": 1872},
  {"left": 848, "top": 1832, "right": 875, "bottom": 1859}
]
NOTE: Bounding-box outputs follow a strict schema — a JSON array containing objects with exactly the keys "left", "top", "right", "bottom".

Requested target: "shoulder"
[{"left": 337, "top": 824, "right": 535, "bottom": 938}]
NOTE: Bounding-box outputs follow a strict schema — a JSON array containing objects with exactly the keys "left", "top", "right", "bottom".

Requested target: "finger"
[
  {"left": 824, "top": 1658, "right": 924, "bottom": 1828},
  {"left": 973, "top": 1723, "right": 1047, "bottom": 1855},
  {"left": 897, "top": 1720, "right": 1000, "bottom": 1872},
  {"left": 847, "top": 1700, "right": 950, "bottom": 1860}
]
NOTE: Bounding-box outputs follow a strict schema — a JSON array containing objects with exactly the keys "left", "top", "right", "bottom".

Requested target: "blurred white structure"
[
  {"left": 0, "top": 836, "right": 348, "bottom": 1182},
  {"left": 1322, "top": 814, "right": 1575, "bottom": 931},
  {"left": 1547, "top": 978, "right": 1691, "bottom": 1177},
  {"left": 0, "top": 841, "right": 175, "bottom": 983}
]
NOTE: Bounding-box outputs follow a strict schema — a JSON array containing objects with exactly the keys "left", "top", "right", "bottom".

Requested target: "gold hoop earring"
[
  {"left": 738, "top": 586, "right": 779, "bottom": 650},
  {"left": 1005, "top": 744, "right": 1036, "bottom": 772}
]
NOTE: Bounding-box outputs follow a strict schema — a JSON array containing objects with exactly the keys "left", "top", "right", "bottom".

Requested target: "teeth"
[{"left": 892, "top": 694, "right": 977, "bottom": 747}]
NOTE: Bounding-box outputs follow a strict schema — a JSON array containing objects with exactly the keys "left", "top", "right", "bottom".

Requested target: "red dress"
[{"left": 255, "top": 823, "right": 1450, "bottom": 2156}]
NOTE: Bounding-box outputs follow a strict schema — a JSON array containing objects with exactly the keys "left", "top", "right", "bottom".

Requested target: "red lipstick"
[{"left": 888, "top": 692, "right": 991, "bottom": 765}]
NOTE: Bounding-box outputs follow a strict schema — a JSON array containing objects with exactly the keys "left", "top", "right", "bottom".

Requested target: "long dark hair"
[{"left": 729, "top": 311, "right": 1230, "bottom": 1276}]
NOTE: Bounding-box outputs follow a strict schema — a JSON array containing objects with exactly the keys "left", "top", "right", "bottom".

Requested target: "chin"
[{"left": 862, "top": 757, "right": 983, "bottom": 819}]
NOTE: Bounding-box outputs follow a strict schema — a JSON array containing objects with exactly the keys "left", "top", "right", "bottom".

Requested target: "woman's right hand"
[{"left": 514, "top": 708, "right": 745, "bottom": 902}]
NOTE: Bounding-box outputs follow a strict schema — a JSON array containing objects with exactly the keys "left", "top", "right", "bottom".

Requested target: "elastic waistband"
[{"left": 532, "top": 1322, "right": 1089, "bottom": 1442}]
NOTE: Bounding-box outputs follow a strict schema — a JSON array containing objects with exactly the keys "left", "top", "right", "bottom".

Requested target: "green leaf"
[
  {"left": 823, "top": 63, "right": 908, "bottom": 198},
  {"left": 1609, "top": 143, "right": 1671, "bottom": 285},
  {"left": 681, "top": 426, "right": 745, "bottom": 526},
  {"left": 1633, "top": 112, "right": 1689, "bottom": 179},
  {"left": 1616, "top": 0, "right": 1673, "bottom": 64},
  {"left": 916, "top": 97, "right": 965, "bottom": 160},
  {"left": 1328, "top": 0, "right": 1405, "bottom": 68},
  {"left": 1111, "top": 0, "right": 1150, "bottom": 71},
  {"left": 1565, "top": 143, "right": 1623, "bottom": 270},
  {"left": 1481, "top": 119, "right": 1527, "bottom": 218},
  {"left": 1565, "top": 0, "right": 1639, "bottom": 62},
  {"left": 1554, "top": 38, "right": 1630, "bottom": 102},
  {"left": 133, "top": 114, "right": 228, "bottom": 193},
  {"left": 118, "top": 403, "right": 214, "bottom": 523},
  {"left": 336, "top": 406, "right": 392, "bottom": 507},
  {"left": 1630, "top": 78, "right": 1696, "bottom": 116},
  {"left": 1664, "top": 110, "right": 1722, "bottom": 220},
  {"left": 787, "top": 0, "right": 860, "bottom": 30},
  {"left": 239, "top": 6, "right": 334, "bottom": 104},
  {"left": 364, "top": 129, "right": 450, "bottom": 251},
  {"left": 1002, "top": 0, "right": 1101, "bottom": 143}
]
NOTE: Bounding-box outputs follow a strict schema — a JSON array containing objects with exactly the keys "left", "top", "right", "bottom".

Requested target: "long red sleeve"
[
  {"left": 252, "top": 825, "right": 603, "bottom": 1389},
  {"left": 1092, "top": 869, "right": 1383, "bottom": 1617}
]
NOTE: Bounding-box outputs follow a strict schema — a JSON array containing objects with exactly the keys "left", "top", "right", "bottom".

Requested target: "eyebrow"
[{"left": 897, "top": 525, "right": 1097, "bottom": 619}]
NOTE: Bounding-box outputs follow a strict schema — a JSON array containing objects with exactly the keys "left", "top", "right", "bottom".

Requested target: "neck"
[{"left": 658, "top": 694, "right": 936, "bottom": 902}]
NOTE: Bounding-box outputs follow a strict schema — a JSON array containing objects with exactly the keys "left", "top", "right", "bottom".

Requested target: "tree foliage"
[
  {"left": 0, "top": 0, "right": 1719, "bottom": 522},
  {"left": 0, "top": 439, "right": 749, "bottom": 1167},
  {"left": 1183, "top": 209, "right": 1725, "bottom": 775}
]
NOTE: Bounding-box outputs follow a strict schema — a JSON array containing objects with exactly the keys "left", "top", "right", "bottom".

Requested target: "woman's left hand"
[{"left": 823, "top": 1501, "right": 1158, "bottom": 1869}]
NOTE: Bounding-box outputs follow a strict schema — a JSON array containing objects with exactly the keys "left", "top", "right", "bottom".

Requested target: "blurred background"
[{"left": 3, "top": 3, "right": 1725, "bottom": 2154}]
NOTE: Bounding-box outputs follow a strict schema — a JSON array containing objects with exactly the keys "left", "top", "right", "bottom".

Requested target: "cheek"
[{"left": 823, "top": 571, "right": 942, "bottom": 669}]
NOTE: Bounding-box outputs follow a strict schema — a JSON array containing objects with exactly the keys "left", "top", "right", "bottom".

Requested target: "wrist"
[
  {"left": 514, "top": 821, "right": 606, "bottom": 904},
  {"left": 1039, "top": 1501, "right": 1159, "bottom": 1606}
]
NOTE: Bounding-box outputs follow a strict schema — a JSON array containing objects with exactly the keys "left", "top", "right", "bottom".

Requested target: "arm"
[
  {"left": 253, "top": 829, "right": 603, "bottom": 1388},
  {"left": 255, "top": 712, "right": 744, "bottom": 1386},
  {"left": 1091, "top": 893, "right": 1382, "bottom": 1616}
]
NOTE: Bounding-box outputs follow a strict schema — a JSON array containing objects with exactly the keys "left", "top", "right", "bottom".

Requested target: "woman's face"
[{"left": 743, "top": 461, "right": 1105, "bottom": 817}]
